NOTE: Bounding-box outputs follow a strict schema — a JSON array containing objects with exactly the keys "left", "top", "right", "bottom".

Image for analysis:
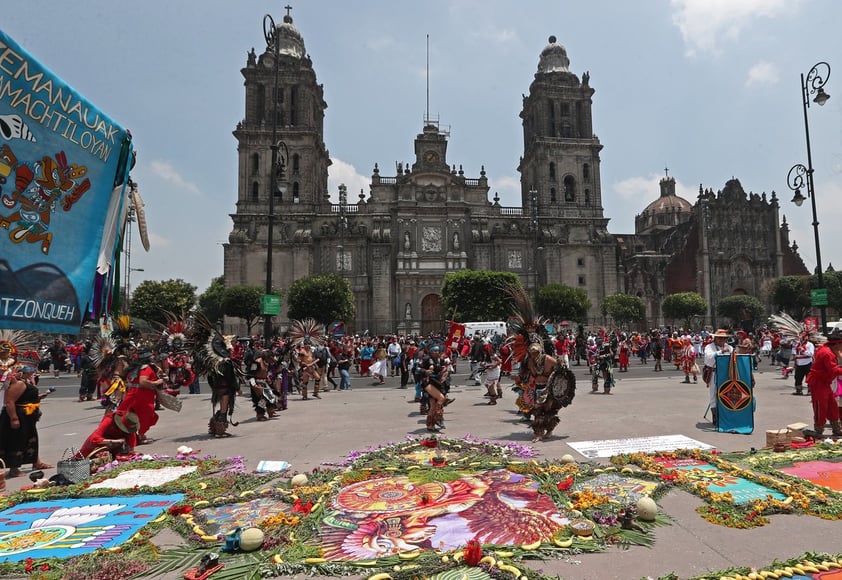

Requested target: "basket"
[
  {"left": 570, "top": 518, "right": 595, "bottom": 536},
  {"left": 56, "top": 448, "right": 91, "bottom": 484},
  {"left": 765, "top": 429, "right": 790, "bottom": 448}
]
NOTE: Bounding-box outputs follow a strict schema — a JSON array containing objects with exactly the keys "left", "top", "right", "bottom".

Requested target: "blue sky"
[{"left": 4, "top": 0, "right": 842, "bottom": 298}]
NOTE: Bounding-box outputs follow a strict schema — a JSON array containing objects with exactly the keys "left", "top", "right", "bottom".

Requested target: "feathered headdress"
[
  {"left": 189, "top": 312, "right": 234, "bottom": 376},
  {"left": 503, "top": 284, "right": 552, "bottom": 363},
  {"left": 768, "top": 312, "right": 825, "bottom": 345},
  {"left": 0, "top": 329, "right": 35, "bottom": 360},
  {"left": 155, "top": 310, "right": 192, "bottom": 353},
  {"left": 111, "top": 314, "right": 140, "bottom": 343},
  {"left": 288, "top": 318, "right": 326, "bottom": 347}
]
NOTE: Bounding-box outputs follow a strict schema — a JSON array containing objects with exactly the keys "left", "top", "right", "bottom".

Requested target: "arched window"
[
  {"left": 250, "top": 153, "right": 259, "bottom": 175},
  {"left": 583, "top": 163, "right": 590, "bottom": 182},
  {"left": 549, "top": 162, "right": 556, "bottom": 180},
  {"left": 251, "top": 181, "right": 259, "bottom": 201},
  {"left": 255, "top": 85, "right": 265, "bottom": 123},
  {"left": 561, "top": 121, "right": 573, "bottom": 137},
  {"left": 550, "top": 187, "right": 557, "bottom": 202},
  {"left": 289, "top": 86, "right": 298, "bottom": 126},
  {"left": 584, "top": 188, "right": 591, "bottom": 206},
  {"left": 292, "top": 182, "right": 300, "bottom": 204},
  {"left": 563, "top": 175, "right": 576, "bottom": 202},
  {"left": 292, "top": 153, "right": 300, "bottom": 175}
]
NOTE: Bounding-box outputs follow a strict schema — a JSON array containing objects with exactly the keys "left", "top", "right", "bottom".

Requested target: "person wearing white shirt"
[
  {"left": 703, "top": 329, "right": 734, "bottom": 425},
  {"left": 793, "top": 338, "right": 815, "bottom": 396}
]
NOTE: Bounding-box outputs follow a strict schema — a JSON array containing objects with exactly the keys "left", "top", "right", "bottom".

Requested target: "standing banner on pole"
[
  {"left": 715, "top": 353, "right": 755, "bottom": 434},
  {"left": 446, "top": 321, "right": 466, "bottom": 352},
  {"left": 0, "top": 30, "right": 132, "bottom": 333}
]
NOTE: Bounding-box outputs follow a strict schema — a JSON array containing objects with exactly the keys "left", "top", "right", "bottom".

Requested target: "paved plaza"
[{"left": 6, "top": 358, "right": 841, "bottom": 579}]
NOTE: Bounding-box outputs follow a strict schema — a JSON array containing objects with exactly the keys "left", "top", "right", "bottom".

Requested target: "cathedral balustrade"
[
  {"left": 499, "top": 206, "right": 524, "bottom": 216},
  {"left": 330, "top": 204, "right": 359, "bottom": 213}
]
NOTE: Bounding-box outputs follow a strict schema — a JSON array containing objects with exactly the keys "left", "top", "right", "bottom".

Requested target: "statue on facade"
[
  {"left": 452, "top": 231, "right": 460, "bottom": 250},
  {"left": 405, "top": 303, "right": 412, "bottom": 319},
  {"left": 404, "top": 231, "right": 411, "bottom": 251}
]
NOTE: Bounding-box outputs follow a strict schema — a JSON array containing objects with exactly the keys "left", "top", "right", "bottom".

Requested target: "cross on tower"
[
  {"left": 664, "top": 165, "right": 670, "bottom": 178},
  {"left": 285, "top": 5, "right": 293, "bottom": 18}
]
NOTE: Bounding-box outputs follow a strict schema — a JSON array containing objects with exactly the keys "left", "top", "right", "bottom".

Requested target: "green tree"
[
  {"left": 536, "top": 283, "right": 591, "bottom": 322},
  {"left": 197, "top": 276, "right": 226, "bottom": 325},
  {"left": 769, "top": 275, "right": 811, "bottom": 320},
  {"left": 222, "top": 285, "right": 264, "bottom": 334},
  {"left": 601, "top": 293, "right": 646, "bottom": 328},
  {"left": 129, "top": 279, "right": 197, "bottom": 327},
  {"left": 441, "top": 270, "right": 522, "bottom": 322},
  {"left": 661, "top": 292, "right": 708, "bottom": 329},
  {"left": 717, "top": 295, "right": 765, "bottom": 326},
  {"left": 822, "top": 270, "right": 842, "bottom": 318},
  {"left": 286, "top": 274, "right": 354, "bottom": 326}
]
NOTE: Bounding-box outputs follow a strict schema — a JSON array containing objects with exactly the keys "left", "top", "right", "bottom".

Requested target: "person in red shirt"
[
  {"left": 78, "top": 410, "right": 140, "bottom": 458},
  {"left": 805, "top": 330, "right": 842, "bottom": 438},
  {"left": 117, "top": 349, "right": 163, "bottom": 447}
]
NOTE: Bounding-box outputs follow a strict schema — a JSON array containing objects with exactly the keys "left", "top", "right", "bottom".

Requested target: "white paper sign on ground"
[
  {"left": 567, "top": 434, "right": 715, "bottom": 459},
  {"left": 256, "top": 460, "right": 290, "bottom": 473},
  {"left": 88, "top": 465, "right": 198, "bottom": 489}
]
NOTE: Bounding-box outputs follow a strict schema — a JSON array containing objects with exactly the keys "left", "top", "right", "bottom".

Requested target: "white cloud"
[
  {"left": 746, "top": 61, "right": 779, "bottom": 87},
  {"left": 148, "top": 160, "right": 201, "bottom": 195},
  {"left": 612, "top": 173, "right": 695, "bottom": 202},
  {"left": 328, "top": 158, "right": 371, "bottom": 203},
  {"left": 670, "top": 0, "right": 794, "bottom": 57},
  {"left": 488, "top": 175, "right": 521, "bottom": 206}
]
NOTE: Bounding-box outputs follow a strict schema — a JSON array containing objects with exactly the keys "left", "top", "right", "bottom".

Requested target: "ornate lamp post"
[
  {"left": 787, "top": 61, "right": 831, "bottom": 332},
  {"left": 338, "top": 184, "right": 348, "bottom": 276},
  {"left": 529, "top": 188, "right": 542, "bottom": 301},
  {"left": 263, "top": 13, "right": 289, "bottom": 343}
]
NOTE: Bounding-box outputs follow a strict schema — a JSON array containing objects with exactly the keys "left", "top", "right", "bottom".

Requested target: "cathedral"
[{"left": 223, "top": 12, "right": 807, "bottom": 336}]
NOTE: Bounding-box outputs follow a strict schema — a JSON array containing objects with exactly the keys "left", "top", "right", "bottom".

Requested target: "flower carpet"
[{"left": 0, "top": 439, "right": 840, "bottom": 579}]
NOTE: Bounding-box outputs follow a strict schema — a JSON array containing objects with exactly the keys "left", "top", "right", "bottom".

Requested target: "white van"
[
  {"left": 827, "top": 320, "right": 842, "bottom": 333},
  {"left": 463, "top": 321, "right": 508, "bottom": 337}
]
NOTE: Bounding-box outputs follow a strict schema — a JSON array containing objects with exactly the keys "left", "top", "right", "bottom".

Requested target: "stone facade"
[
  {"left": 223, "top": 14, "right": 807, "bottom": 336},
  {"left": 619, "top": 177, "right": 808, "bottom": 328}
]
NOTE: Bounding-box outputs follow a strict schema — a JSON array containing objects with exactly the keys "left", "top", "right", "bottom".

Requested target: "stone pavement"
[{"left": 7, "top": 358, "right": 840, "bottom": 579}]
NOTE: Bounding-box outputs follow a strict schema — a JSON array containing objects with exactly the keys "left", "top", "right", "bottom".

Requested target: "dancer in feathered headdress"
[
  {"left": 190, "top": 313, "right": 241, "bottom": 437},
  {"left": 288, "top": 319, "right": 325, "bottom": 400},
  {"left": 90, "top": 315, "right": 139, "bottom": 412},
  {"left": 154, "top": 311, "right": 196, "bottom": 398},
  {"left": 505, "top": 285, "right": 575, "bottom": 442},
  {"left": 0, "top": 330, "right": 35, "bottom": 407},
  {"left": 769, "top": 312, "right": 824, "bottom": 396}
]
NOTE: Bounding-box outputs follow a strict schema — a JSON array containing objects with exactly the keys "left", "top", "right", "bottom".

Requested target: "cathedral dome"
[
  {"left": 275, "top": 14, "right": 305, "bottom": 59},
  {"left": 537, "top": 35, "right": 570, "bottom": 73},
  {"left": 635, "top": 176, "right": 693, "bottom": 234}
]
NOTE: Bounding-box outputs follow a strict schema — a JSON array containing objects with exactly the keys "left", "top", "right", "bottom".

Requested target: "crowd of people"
[{"left": 4, "top": 314, "right": 842, "bottom": 481}]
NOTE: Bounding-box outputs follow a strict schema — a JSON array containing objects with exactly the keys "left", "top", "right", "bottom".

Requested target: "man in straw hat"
[
  {"left": 702, "top": 329, "right": 734, "bottom": 425},
  {"left": 78, "top": 410, "right": 140, "bottom": 458},
  {"left": 804, "top": 329, "right": 842, "bottom": 439}
]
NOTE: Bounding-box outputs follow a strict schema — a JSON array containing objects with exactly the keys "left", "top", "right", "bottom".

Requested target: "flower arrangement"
[{"left": 611, "top": 446, "right": 842, "bottom": 528}]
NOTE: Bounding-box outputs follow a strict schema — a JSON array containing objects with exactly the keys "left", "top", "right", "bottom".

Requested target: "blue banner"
[
  {"left": 714, "top": 353, "right": 755, "bottom": 434},
  {"left": 0, "top": 30, "right": 131, "bottom": 333}
]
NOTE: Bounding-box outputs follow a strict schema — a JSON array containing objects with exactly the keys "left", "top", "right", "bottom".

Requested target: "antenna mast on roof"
[{"left": 426, "top": 34, "right": 430, "bottom": 124}]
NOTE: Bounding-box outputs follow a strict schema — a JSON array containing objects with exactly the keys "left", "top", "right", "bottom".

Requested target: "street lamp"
[
  {"left": 338, "top": 184, "right": 348, "bottom": 276},
  {"left": 529, "top": 188, "right": 542, "bottom": 300},
  {"left": 263, "top": 12, "right": 289, "bottom": 343},
  {"left": 787, "top": 61, "right": 831, "bottom": 332}
]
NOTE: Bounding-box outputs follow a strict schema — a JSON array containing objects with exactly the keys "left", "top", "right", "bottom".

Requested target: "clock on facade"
[{"left": 424, "top": 150, "right": 439, "bottom": 163}]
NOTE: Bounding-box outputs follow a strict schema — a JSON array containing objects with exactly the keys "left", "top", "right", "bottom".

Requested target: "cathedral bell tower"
[
  {"left": 518, "top": 36, "right": 617, "bottom": 315},
  {"left": 225, "top": 9, "right": 331, "bottom": 320}
]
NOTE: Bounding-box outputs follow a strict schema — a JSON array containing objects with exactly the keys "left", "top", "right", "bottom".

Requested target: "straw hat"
[
  {"left": 114, "top": 411, "right": 140, "bottom": 434},
  {"left": 826, "top": 329, "right": 842, "bottom": 346},
  {"left": 712, "top": 329, "right": 730, "bottom": 338}
]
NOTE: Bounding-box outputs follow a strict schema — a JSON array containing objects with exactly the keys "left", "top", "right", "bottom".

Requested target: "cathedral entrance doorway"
[{"left": 421, "top": 294, "right": 444, "bottom": 336}]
